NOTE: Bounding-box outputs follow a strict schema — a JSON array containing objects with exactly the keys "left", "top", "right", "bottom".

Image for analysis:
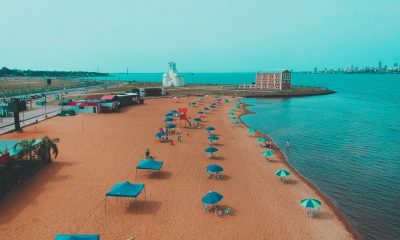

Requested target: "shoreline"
[{"left": 238, "top": 102, "right": 360, "bottom": 240}]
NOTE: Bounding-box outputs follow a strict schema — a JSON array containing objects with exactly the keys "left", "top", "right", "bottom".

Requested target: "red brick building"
[{"left": 255, "top": 70, "right": 291, "bottom": 90}]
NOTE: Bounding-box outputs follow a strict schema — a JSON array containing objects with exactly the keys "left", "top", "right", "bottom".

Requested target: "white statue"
[{"left": 162, "top": 62, "right": 185, "bottom": 87}]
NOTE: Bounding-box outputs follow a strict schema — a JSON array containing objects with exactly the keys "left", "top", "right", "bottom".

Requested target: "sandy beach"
[{"left": 0, "top": 96, "right": 354, "bottom": 240}]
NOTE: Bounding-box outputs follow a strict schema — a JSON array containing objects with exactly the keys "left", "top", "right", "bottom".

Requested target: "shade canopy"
[
  {"left": 204, "top": 147, "right": 218, "bottom": 153},
  {"left": 262, "top": 150, "right": 274, "bottom": 157},
  {"left": 208, "top": 135, "right": 219, "bottom": 141},
  {"left": 202, "top": 191, "right": 223, "bottom": 204},
  {"left": 155, "top": 131, "right": 166, "bottom": 138},
  {"left": 55, "top": 234, "right": 100, "bottom": 240},
  {"left": 106, "top": 181, "right": 145, "bottom": 198},
  {"left": 207, "top": 164, "right": 223, "bottom": 174},
  {"left": 137, "top": 159, "right": 164, "bottom": 170},
  {"left": 257, "top": 137, "right": 266, "bottom": 142},
  {"left": 275, "top": 169, "right": 291, "bottom": 177},
  {"left": 166, "top": 124, "right": 176, "bottom": 129},
  {"left": 206, "top": 127, "right": 215, "bottom": 131},
  {"left": 300, "top": 198, "right": 322, "bottom": 208}
]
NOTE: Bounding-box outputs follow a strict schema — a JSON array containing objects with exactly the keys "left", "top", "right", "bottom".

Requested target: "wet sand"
[{"left": 0, "top": 96, "right": 354, "bottom": 240}]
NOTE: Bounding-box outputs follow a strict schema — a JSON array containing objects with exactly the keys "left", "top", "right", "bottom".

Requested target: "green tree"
[
  {"left": 36, "top": 136, "right": 59, "bottom": 163},
  {"left": 14, "top": 139, "right": 37, "bottom": 162}
]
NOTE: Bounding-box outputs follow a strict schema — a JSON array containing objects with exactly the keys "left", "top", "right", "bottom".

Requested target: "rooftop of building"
[{"left": 257, "top": 69, "right": 290, "bottom": 74}]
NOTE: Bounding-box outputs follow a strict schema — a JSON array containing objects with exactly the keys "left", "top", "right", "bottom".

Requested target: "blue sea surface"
[{"left": 97, "top": 72, "right": 400, "bottom": 239}]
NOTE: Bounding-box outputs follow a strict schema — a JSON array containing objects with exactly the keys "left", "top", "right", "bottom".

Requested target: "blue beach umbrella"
[
  {"left": 204, "top": 107, "right": 210, "bottom": 111},
  {"left": 300, "top": 198, "right": 321, "bottom": 209},
  {"left": 204, "top": 147, "right": 218, "bottom": 153},
  {"left": 206, "top": 126, "right": 216, "bottom": 131},
  {"left": 208, "top": 135, "right": 219, "bottom": 141},
  {"left": 166, "top": 124, "right": 176, "bottom": 129},
  {"left": 275, "top": 169, "right": 291, "bottom": 177},
  {"left": 197, "top": 111, "right": 204, "bottom": 114},
  {"left": 207, "top": 164, "right": 223, "bottom": 174},
  {"left": 155, "top": 131, "right": 166, "bottom": 138},
  {"left": 202, "top": 191, "right": 223, "bottom": 204},
  {"left": 209, "top": 105, "right": 216, "bottom": 109},
  {"left": 165, "top": 112, "right": 174, "bottom": 117},
  {"left": 193, "top": 118, "right": 202, "bottom": 122},
  {"left": 164, "top": 117, "right": 174, "bottom": 122}
]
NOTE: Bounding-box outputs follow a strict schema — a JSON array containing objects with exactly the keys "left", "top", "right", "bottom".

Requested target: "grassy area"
[{"left": 0, "top": 77, "right": 81, "bottom": 91}]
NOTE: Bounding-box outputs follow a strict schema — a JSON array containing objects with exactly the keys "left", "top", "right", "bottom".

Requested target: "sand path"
[{"left": 0, "top": 97, "right": 353, "bottom": 240}]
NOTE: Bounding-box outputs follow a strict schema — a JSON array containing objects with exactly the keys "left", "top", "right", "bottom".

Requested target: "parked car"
[{"left": 58, "top": 109, "right": 76, "bottom": 116}]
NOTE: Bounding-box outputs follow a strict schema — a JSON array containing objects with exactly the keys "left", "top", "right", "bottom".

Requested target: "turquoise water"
[
  {"left": 97, "top": 72, "right": 399, "bottom": 239},
  {"left": 241, "top": 74, "right": 400, "bottom": 240}
]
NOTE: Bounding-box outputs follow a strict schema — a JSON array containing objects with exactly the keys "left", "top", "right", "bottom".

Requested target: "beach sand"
[{"left": 0, "top": 97, "right": 354, "bottom": 240}]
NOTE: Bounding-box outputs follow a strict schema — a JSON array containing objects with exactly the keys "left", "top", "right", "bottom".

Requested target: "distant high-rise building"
[
  {"left": 378, "top": 61, "right": 382, "bottom": 70},
  {"left": 314, "top": 67, "right": 317, "bottom": 73}
]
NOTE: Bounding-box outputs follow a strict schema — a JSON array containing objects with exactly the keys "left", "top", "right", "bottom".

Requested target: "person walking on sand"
[
  {"left": 177, "top": 132, "right": 182, "bottom": 142},
  {"left": 145, "top": 148, "right": 150, "bottom": 158}
]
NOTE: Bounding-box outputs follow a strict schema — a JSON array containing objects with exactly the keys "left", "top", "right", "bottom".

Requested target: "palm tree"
[
  {"left": 36, "top": 136, "right": 59, "bottom": 163},
  {"left": 14, "top": 139, "right": 36, "bottom": 162}
]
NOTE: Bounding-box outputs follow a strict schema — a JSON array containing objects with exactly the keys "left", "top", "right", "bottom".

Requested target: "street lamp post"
[{"left": 191, "top": 73, "right": 194, "bottom": 96}]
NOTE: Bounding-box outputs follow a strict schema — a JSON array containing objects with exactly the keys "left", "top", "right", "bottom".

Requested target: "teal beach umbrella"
[
  {"left": 262, "top": 150, "right": 274, "bottom": 157},
  {"left": 257, "top": 137, "right": 266, "bottom": 142},
  {"left": 166, "top": 124, "right": 176, "bottom": 129},
  {"left": 248, "top": 128, "right": 256, "bottom": 133},
  {"left": 208, "top": 135, "right": 219, "bottom": 141},
  {"left": 206, "top": 126, "right": 216, "bottom": 131},
  {"left": 204, "top": 147, "right": 218, "bottom": 153},
  {"left": 275, "top": 169, "right": 291, "bottom": 177},
  {"left": 202, "top": 191, "right": 223, "bottom": 204},
  {"left": 300, "top": 198, "right": 321, "bottom": 208}
]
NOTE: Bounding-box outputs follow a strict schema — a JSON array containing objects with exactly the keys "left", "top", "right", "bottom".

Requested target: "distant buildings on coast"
[
  {"left": 239, "top": 69, "right": 291, "bottom": 90},
  {"left": 308, "top": 61, "right": 400, "bottom": 74}
]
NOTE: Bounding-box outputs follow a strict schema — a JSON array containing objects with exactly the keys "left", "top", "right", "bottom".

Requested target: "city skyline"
[{"left": 1, "top": 0, "right": 399, "bottom": 72}]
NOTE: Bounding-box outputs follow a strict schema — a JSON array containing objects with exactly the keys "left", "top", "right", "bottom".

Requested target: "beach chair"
[
  {"left": 216, "top": 174, "right": 223, "bottom": 180},
  {"left": 203, "top": 203, "right": 210, "bottom": 211},
  {"left": 206, "top": 171, "right": 211, "bottom": 178},
  {"left": 214, "top": 208, "right": 223, "bottom": 216},
  {"left": 224, "top": 208, "right": 232, "bottom": 215}
]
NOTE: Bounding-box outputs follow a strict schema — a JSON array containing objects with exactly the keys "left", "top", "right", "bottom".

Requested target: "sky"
[{"left": 1, "top": 0, "right": 399, "bottom": 72}]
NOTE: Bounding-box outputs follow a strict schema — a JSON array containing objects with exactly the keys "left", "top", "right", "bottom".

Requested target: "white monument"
[{"left": 162, "top": 62, "right": 185, "bottom": 87}]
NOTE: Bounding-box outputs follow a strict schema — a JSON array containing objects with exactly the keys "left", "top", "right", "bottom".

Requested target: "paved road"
[
  {"left": 0, "top": 82, "right": 127, "bottom": 134},
  {"left": 0, "top": 105, "right": 62, "bottom": 134}
]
